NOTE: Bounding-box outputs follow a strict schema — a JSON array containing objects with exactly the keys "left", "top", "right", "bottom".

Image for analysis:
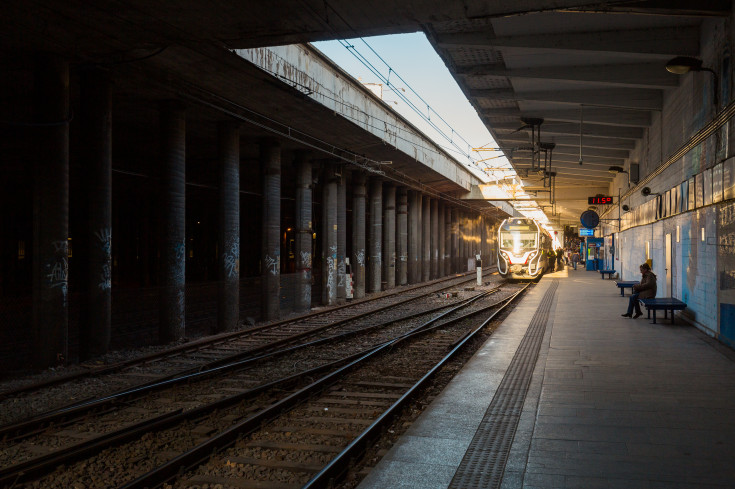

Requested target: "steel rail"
[
  {"left": 0, "top": 344, "right": 379, "bottom": 487},
  {"left": 0, "top": 288, "right": 493, "bottom": 442},
  {"left": 0, "top": 268, "right": 491, "bottom": 401},
  {"left": 302, "top": 284, "right": 529, "bottom": 489},
  {"left": 118, "top": 290, "right": 498, "bottom": 489},
  {"left": 0, "top": 288, "right": 498, "bottom": 446}
]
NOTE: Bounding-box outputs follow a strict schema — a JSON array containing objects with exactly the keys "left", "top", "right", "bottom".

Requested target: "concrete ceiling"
[
  {"left": 2, "top": 0, "right": 730, "bottom": 224},
  {"left": 425, "top": 4, "right": 730, "bottom": 225}
]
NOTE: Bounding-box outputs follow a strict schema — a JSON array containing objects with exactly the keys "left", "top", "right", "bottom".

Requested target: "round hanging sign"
[{"left": 580, "top": 210, "right": 600, "bottom": 229}]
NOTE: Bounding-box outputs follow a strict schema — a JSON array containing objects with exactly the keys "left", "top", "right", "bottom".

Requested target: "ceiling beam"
[
  {"left": 471, "top": 87, "right": 662, "bottom": 110},
  {"left": 514, "top": 162, "right": 619, "bottom": 174},
  {"left": 458, "top": 63, "right": 678, "bottom": 89},
  {"left": 566, "top": 0, "right": 731, "bottom": 17},
  {"left": 552, "top": 147, "right": 629, "bottom": 159},
  {"left": 491, "top": 121, "right": 644, "bottom": 139},
  {"left": 512, "top": 154, "right": 623, "bottom": 165},
  {"left": 520, "top": 186, "right": 609, "bottom": 199},
  {"left": 507, "top": 145, "right": 628, "bottom": 159},
  {"left": 435, "top": 25, "right": 699, "bottom": 56},
  {"left": 485, "top": 108, "right": 651, "bottom": 128},
  {"left": 496, "top": 133, "right": 636, "bottom": 150},
  {"left": 459, "top": 0, "right": 689, "bottom": 18}
]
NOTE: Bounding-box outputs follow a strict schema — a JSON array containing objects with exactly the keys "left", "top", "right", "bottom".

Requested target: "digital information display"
[
  {"left": 588, "top": 196, "right": 613, "bottom": 205},
  {"left": 579, "top": 228, "right": 595, "bottom": 236}
]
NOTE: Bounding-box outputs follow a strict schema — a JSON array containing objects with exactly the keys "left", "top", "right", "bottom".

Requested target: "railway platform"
[{"left": 356, "top": 267, "right": 735, "bottom": 489}]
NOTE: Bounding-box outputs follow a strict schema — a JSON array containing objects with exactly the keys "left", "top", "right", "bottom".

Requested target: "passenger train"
[{"left": 497, "top": 217, "right": 555, "bottom": 280}]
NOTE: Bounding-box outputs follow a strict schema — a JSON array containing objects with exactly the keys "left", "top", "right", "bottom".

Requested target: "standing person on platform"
[
  {"left": 622, "top": 263, "right": 657, "bottom": 318},
  {"left": 555, "top": 248, "right": 564, "bottom": 271},
  {"left": 571, "top": 250, "right": 580, "bottom": 270}
]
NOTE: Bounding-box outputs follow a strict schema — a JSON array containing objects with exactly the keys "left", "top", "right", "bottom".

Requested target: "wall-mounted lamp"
[
  {"left": 665, "top": 56, "right": 714, "bottom": 75},
  {"left": 622, "top": 204, "right": 631, "bottom": 212},
  {"left": 608, "top": 165, "right": 629, "bottom": 186},
  {"left": 665, "top": 56, "right": 718, "bottom": 107},
  {"left": 641, "top": 186, "right": 660, "bottom": 197}
]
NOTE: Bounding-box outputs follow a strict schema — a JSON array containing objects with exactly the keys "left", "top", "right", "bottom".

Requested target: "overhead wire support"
[{"left": 337, "top": 37, "right": 498, "bottom": 179}]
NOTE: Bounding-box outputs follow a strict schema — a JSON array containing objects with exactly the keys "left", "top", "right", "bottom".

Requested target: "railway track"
[
  {"left": 0, "top": 270, "right": 495, "bottom": 427},
  {"left": 0, "top": 280, "right": 528, "bottom": 489}
]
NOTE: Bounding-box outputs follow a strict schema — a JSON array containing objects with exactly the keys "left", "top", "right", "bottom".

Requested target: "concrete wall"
[
  {"left": 238, "top": 44, "right": 479, "bottom": 192},
  {"left": 602, "top": 15, "right": 735, "bottom": 345}
]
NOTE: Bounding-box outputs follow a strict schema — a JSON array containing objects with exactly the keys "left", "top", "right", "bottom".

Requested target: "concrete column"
[
  {"left": 383, "top": 183, "right": 396, "bottom": 289},
  {"left": 422, "top": 195, "right": 431, "bottom": 282},
  {"left": 438, "top": 202, "right": 445, "bottom": 278},
  {"left": 337, "top": 169, "right": 347, "bottom": 302},
  {"left": 33, "top": 56, "right": 69, "bottom": 368},
  {"left": 431, "top": 198, "right": 439, "bottom": 279},
  {"left": 468, "top": 213, "right": 474, "bottom": 263},
  {"left": 80, "top": 68, "right": 111, "bottom": 360},
  {"left": 451, "top": 208, "right": 459, "bottom": 273},
  {"left": 473, "top": 214, "right": 479, "bottom": 264},
  {"left": 408, "top": 190, "right": 420, "bottom": 283},
  {"left": 351, "top": 173, "right": 366, "bottom": 299},
  {"left": 469, "top": 213, "right": 475, "bottom": 269},
  {"left": 396, "top": 187, "right": 408, "bottom": 285},
  {"left": 368, "top": 177, "right": 383, "bottom": 292},
  {"left": 444, "top": 206, "right": 451, "bottom": 276},
  {"left": 294, "top": 154, "right": 312, "bottom": 313},
  {"left": 321, "top": 164, "right": 338, "bottom": 305},
  {"left": 159, "top": 101, "right": 186, "bottom": 344},
  {"left": 461, "top": 213, "right": 468, "bottom": 271},
  {"left": 261, "top": 140, "right": 281, "bottom": 320},
  {"left": 217, "top": 122, "right": 240, "bottom": 332},
  {"left": 480, "top": 215, "right": 486, "bottom": 264}
]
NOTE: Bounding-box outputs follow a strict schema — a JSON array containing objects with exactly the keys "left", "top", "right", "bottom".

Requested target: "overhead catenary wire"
[
  {"left": 173, "top": 79, "right": 496, "bottom": 214},
  {"left": 250, "top": 46, "right": 510, "bottom": 181},
  {"left": 337, "top": 38, "right": 510, "bottom": 179}
]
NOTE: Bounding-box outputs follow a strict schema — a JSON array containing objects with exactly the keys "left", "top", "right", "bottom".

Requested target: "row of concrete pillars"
[
  {"left": 30, "top": 59, "right": 249, "bottom": 368},
  {"left": 286, "top": 160, "right": 491, "bottom": 314},
  {"left": 28, "top": 58, "right": 492, "bottom": 369}
]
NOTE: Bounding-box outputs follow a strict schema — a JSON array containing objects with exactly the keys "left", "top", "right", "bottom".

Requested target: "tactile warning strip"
[{"left": 448, "top": 280, "right": 558, "bottom": 489}]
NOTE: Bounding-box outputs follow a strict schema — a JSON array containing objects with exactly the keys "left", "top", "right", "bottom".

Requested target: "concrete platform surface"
[{"left": 356, "top": 267, "right": 735, "bottom": 489}]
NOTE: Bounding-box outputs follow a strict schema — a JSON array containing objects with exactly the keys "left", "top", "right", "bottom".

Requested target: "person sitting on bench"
[{"left": 622, "top": 263, "right": 657, "bottom": 318}]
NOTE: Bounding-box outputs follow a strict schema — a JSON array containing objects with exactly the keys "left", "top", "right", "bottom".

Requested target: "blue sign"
[{"left": 579, "top": 228, "right": 594, "bottom": 236}]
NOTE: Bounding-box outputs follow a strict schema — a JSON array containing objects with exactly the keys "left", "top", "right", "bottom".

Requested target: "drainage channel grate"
[{"left": 448, "top": 280, "right": 558, "bottom": 489}]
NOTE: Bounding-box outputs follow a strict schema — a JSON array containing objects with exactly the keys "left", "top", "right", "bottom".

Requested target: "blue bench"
[
  {"left": 599, "top": 270, "right": 616, "bottom": 279},
  {"left": 638, "top": 298, "right": 687, "bottom": 324},
  {"left": 615, "top": 281, "right": 639, "bottom": 296}
]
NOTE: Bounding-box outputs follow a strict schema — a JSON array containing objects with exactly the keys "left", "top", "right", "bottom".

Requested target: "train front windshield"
[{"left": 500, "top": 231, "right": 537, "bottom": 253}]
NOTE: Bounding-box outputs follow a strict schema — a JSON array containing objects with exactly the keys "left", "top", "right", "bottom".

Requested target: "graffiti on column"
[
  {"left": 174, "top": 241, "right": 186, "bottom": 262},
  {"left": 95, "top": 228, "right": 112, "bottom": 290},
  {"left": 356, "top": 249, "right": 365, "bottom": 267},
  {"left": 264, "top": 254, "right": 279, "bottom": 275},
  {"left": 338, "top": 256, "right": 346, "bottom": 287},
  {"left": 46, "top": 240, "right": 69, "bottom": 299},
  {"left": 302, "top": 269, "right": 311, "bottom": 303},
  {"left": 223, "top": 238, "right": 240, "bottom": 279},
  {"left": 99, "top": 264, "right": 111, "bottom": 291},
  {"left": 172, "top": 241, "right": 186, "bottom": 285},
  {"left": 326, "top": 246, "right": 337, "bottom": 297},
  {"left": 300, "top": 251, "right": 312, "bottom": 268},
  {"left": 95, "top": 228, "right": 112, "bottom": 255},
  {"left": 177, "top": 289, "right": 185, "bottom": 327}
]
